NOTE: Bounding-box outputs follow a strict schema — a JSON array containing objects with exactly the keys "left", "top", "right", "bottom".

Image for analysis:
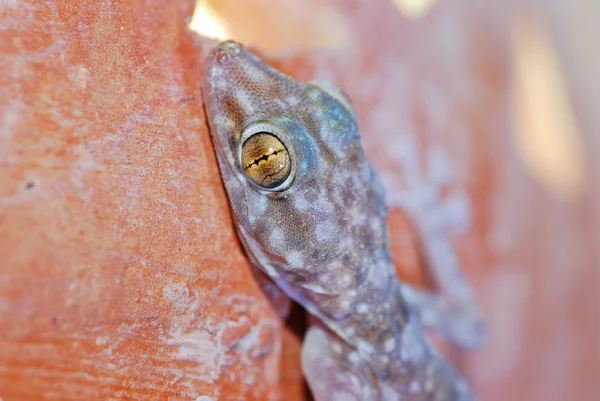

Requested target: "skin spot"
[
  {"left": 356, "top": 303, "right": 369, "bottom": 314},
  {"left": 384, "top": 337, "right": 396, "bottom": 353},
  {"left": 286, "top": 251, "right": 304, "bottom": 269},
  {"left": 421, "top": 308, "right": 438, "bottom": 326},
  {"left": 340, "top": 236, "right": 354, "bottom": 253},
  {"left": 350, "top": 208, "right": 367, "bottom": 226},
  {"left": 332, "top": 391, "right": 356, "bottom": 401},
  {"left": 347, "top": 374, "right": 363, "bottom": 394},
  {"left": 380, "top": 384, "right": 401, "bottom": 401},
  {"left": 425, "top": 375, "right": 435, "bottom": 392},
  {"left": 357, "top": 340, "right": 375, "bottom": 355},
  {"left": 269, "top": 228, "right": 285, "bottom": 248},
  {"left": 317, "top": 199, "right": 335, "bottom": 214},
  {"left": 251, "top": 196, "right": 268, "bottom": 215},
  {"left": 339, "top": 273, "right": 352, "bottom": 288},
  {"left": 400, "top": 325, "right": 424, "bottom": 362},
  {"left": 234, "top": 89, "right": 256, "bottom": 114},
  {"left": 240, "top": 62, "right": 268, "bottom": 85},
  {"left": 348, "top": 351, "right": 360, "bottom": 365},
  {"left": 292, "top": 194, "right": 310, "bottom": 211},
  {"left": 331, "top": 342, "right": 343, "bottom": 354},
  {"left": 213, "top": 114, "right": 234, "bottom": 130},
  {"left": 369, "top": 216, "right": 381, "bottom": 232},
  {"left": 315, "top": 221, "right": 335, "bottom": 242},
  {"left": 287, "top": 96, "right": 300, "bottom": 106},
  {"left": 338, "top": 298, "right": 350, "bottom": 310}
]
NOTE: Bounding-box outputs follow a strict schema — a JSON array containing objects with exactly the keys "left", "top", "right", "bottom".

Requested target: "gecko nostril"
[
  {"left": 241, "top": 132, "right": 291, "bottom": 189},
  {"left": 213, "top": 40, "right": 242, "bottom": 65}
]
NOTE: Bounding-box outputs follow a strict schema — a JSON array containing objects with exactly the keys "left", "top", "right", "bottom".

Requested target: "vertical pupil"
[{"left": 241, "top": 132, "right": 292, "bottom": 189}]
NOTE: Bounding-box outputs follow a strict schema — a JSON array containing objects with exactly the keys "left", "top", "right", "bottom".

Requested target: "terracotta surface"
[
  {"left": 1, "top": 0, "right": 598, "bottom": 400},
  {"left": 0, "top": 1, "right": 295, "bottom": 400}
]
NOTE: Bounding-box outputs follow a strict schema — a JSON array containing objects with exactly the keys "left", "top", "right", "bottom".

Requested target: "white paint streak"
[
  {"left": 165, "top": 330, "right": 223, "bottom": 384},
  {"left": 162, "top": 282, "right": 190, "bottom": 314},
  {"left": 95, "top": 335, "right": 109, "bottom": 346},
  {"left": 68, "top": 65, "right": 91, "bottom": 90},
  {"left": 0, "top": 100, "right": 23, "bottom": 141},
  {"left": 0, "top": 0, "right": 19, "bottom": 10}
]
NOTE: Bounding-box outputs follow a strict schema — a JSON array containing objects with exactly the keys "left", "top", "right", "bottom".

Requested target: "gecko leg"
[
  {"left": 384, "top": 141, "right": 486, "bottom": 349},
  {"left": 404, "top": 202, "right": 486, "bottom": 349},
  {"left": 401, "top": 284, "right": 485, "bottom": 349},
  {"left": 397, "top": 218, "right": 486, "bottom": 349},
  {"left": 301, "top": 325, "right": 380, "bottom": 401}
]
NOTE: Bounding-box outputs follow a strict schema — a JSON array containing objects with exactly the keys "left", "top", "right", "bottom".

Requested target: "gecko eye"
[{"left": 241, "top": 132, "right": 292, "bottom": 189}]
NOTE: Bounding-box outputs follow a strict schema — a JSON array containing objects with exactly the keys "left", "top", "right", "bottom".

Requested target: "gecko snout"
[{"left": 211, "top": 40, "right": 243, "bottom": 66}]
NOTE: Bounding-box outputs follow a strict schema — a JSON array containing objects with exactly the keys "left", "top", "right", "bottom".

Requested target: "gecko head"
[{"left": 203, "top": 41, "right": 388, "bottom": 291}]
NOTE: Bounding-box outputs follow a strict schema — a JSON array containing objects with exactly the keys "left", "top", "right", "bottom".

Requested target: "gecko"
[{"left": 203, "top": 40, "right": 485, "bottom": 401}]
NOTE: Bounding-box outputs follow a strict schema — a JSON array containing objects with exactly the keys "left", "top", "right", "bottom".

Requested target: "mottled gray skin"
[{"left": 203, "top": 41, "right": 475, "bottom": 401}]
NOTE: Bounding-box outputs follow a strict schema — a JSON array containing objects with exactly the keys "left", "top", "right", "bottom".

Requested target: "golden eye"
[{"left": 241, "top": 132, "right": 291, "bottom": 189}]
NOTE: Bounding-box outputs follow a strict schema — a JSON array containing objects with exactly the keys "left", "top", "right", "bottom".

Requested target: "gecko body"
[{"left": 203, "top": 41, "right": 481, "bottom": 401}]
